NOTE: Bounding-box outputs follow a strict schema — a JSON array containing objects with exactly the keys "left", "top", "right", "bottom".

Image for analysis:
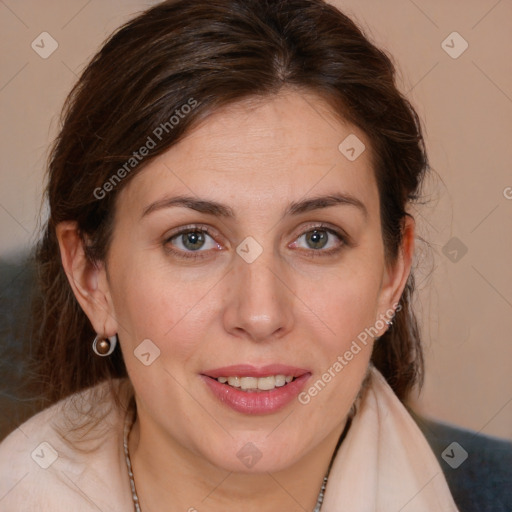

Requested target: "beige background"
[{"left": 0, "top": 0, "right": 510, "bottom": 439}]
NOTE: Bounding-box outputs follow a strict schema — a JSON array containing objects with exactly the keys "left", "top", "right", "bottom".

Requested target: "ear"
[
  {"left": 375, "top": 215, "right": 415, "bottom": 335},
  {"left": 55, "top": 221, "right": 118, "bottom": 337}
]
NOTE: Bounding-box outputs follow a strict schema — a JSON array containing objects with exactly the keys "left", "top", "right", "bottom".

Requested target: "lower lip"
[{"left": 201, "top": 374, "right": 311, "bottom": 415}]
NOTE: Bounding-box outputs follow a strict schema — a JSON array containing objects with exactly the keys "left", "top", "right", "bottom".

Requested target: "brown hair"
[{"left": 32, "top": 0, "right": 427, "bottom": 410}]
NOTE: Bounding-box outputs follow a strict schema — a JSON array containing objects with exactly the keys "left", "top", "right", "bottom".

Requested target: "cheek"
[
  {"left": 109, "top": 254, "right": 218, "bottom": 363},
  {"left": 298, "top": 272, "right": 380, "bottom": 413},
  {"left": 300, "top": 262, "right": 382, "bottom": 351}
]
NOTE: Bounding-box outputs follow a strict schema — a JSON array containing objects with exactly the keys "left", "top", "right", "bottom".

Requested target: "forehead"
[{"left": 118, "top": 90, "right": 378, "bottom": 218}]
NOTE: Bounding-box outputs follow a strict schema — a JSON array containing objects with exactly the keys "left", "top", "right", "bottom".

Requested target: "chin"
[{"left": 198, "top": 435, "right": 304, "bottom": 475}]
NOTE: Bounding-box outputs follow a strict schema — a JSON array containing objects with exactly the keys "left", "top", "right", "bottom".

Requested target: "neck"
[{"left": 127, "top": 403, "right": 349, "bottom": 512}]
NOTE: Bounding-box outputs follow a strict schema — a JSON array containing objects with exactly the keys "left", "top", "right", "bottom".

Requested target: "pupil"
[
  {"left": 183, "top": 231, "right": 204, "bottom": 250},
  {"left": 307, "top": 230, "right": 327, "bottom": 249}
]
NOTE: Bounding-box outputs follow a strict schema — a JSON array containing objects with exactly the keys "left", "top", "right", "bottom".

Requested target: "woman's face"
[{"left": 96, "top": 90, "right": 412, "bottom": 473}]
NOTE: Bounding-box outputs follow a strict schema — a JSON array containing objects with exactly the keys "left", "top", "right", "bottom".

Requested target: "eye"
[
  {"left": 291, "top": 225, "right": 347, "bottom": 256},
  {"left": 164, "top": 226, "right": 222, "bottom": 259}
]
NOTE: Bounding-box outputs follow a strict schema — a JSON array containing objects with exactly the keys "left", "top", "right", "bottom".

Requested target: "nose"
[{"left": 222, "top": 248, "right": 294, "bottom": 343}]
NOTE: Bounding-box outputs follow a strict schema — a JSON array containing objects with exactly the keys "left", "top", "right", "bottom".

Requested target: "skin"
[{"left": 57, "top": 89, "right": 414, "bottom": 512}]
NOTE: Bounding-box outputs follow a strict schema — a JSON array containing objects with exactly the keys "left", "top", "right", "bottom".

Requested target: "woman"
[{"left": 0, "top": 0, "right": 480, "bottom": 510}]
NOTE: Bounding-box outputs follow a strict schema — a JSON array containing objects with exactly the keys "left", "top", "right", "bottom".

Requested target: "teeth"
[
  {"left": 241, "top": 377, "right": 258, "bottom": 390},
  {"left": 275, "top": 375, "right": 286, "bottom": 387},
  {"left": 227, "top": 376, "right": 241, "bottom": 387},
  {"left": 216, "top": 375, "right": 295, "bottom": 391},
  {"left": 257, "top": 376, "right": 275, "bottom": 390}
]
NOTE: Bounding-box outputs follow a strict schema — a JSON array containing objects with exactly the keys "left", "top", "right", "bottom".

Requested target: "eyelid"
[
  {"left": 164, "top": 223, "right": 221, "bottom": 242},
  {"left": 291, "top": 222, "right": 351, "bottom": 245},
  {"left": 163, "top": 224, "right": 223, "bottom": 260},
  {"left": 289, "top": 222, "right": 350, "bottom": 255}
]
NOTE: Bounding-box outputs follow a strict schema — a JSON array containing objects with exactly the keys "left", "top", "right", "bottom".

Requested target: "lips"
[
  {"left": 202, "top": 364, "right": 310, "bottom": 379},
  {"left": 200, "top": 364, "right": 311, "bottom": 415}
]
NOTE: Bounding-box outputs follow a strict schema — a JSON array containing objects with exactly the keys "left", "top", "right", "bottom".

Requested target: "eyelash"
[
  {"left": 163, "top": 225, "right": 219, "bottom": 261},
  {"left": 295, "top": 225, "right": 348, "bottom": 258},
  {"left": 163, "top": 223, "right": 349, "bottom": 260}
]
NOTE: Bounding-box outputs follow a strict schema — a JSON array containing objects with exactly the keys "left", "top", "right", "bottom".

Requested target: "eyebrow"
[
  {"left": 286, "top": 193, "right": 368, "bottom": 219},
  {"left": 141, "top": 195, "right": 235, "bottom": 219},
  {"left": 141, "top": 193, "right": 368, "bottom": 220}
]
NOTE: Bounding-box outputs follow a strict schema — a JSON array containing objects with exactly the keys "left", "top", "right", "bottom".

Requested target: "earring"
[
  {"left": 386, "top": 312, "right": 396, "bottom": 327},
  {"left": 92, "top": 334, "right": 118, "bottom": 356}
]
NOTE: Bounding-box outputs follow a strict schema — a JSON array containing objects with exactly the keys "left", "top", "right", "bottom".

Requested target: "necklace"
[{"left": 123, "top": 397, "right": 350, "bottom": 512}]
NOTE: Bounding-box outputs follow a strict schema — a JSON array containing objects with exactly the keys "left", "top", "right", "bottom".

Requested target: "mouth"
[
  {"left": 201, "top": 364, "right": 311, "bottom": 414},
  {"left": 212, "top": 374, "right": 297, "bottom": 392}
]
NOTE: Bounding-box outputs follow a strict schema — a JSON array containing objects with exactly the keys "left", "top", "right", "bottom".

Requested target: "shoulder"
[
  {"left": 0, "top": 379, "right": 133, "bottom": 511},
  {"left": 411, "top": 411, "right": 512, "bottom": 512}
]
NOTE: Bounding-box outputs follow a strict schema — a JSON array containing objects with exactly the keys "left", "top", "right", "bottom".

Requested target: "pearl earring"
[{"left": 92, "top": 334, "right": 118, "bottom": 356}]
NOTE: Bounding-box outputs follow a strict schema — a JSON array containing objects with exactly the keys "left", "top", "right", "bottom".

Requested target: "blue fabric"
[
  {"left": 0, "top": 255, "right": 41, "bottom": 438},
  {"left": 411, "top": 410, "right": 512, "bottom": 511}
]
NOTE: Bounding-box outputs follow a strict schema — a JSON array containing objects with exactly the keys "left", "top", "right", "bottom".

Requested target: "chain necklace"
[{"left": 123, "top": 397, "right": 350, "bottom": 511}]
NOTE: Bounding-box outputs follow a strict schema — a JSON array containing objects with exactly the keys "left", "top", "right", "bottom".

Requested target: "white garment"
[
  {"left": 322, "top": 368, "right": 459, "bottom": 511},
  {"left": 0, "top": 381, "right": 134, "bottom": 512},
  {"left": 0, "top": 367, "right": 459, "bottom": 511}
]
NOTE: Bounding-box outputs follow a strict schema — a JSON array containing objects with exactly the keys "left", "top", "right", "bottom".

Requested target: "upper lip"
[{"left": 202, "top": 364, "right": 310, "bottom": 379}]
